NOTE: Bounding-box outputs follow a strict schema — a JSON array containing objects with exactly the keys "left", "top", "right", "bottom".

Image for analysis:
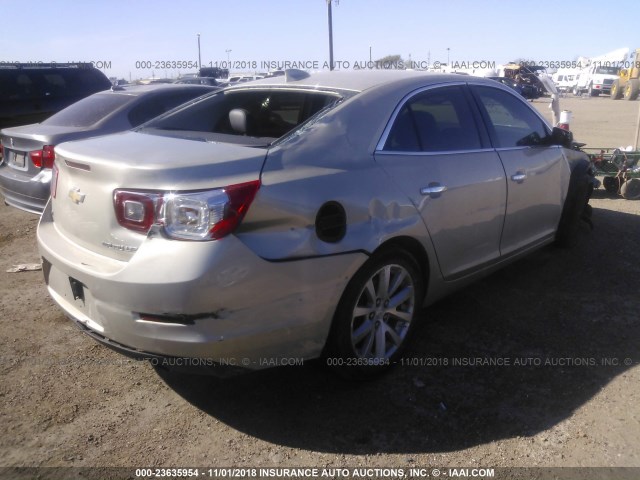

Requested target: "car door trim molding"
[
  {"left": 260, "top": 249, "right": 370, "bottom": 264},
  {"left": 494, "top": 145, "right": 562, "bottom": 152},
  {"left": 376, "top": 148, "right": 496, "bottom": 156}
]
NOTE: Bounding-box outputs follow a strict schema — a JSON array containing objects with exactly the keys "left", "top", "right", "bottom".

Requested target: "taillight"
[
  {"left": 30, "top": 145, "right": 55, "bottom": 169},
  {"left": 114, "top": 191, "right": 163, "bottom": 233},
  {"left": 113, "top": 180, "right": 260, "bottom": 240},
  {"left": 217, "top": 181, "right": 262, "bottom": 238}
]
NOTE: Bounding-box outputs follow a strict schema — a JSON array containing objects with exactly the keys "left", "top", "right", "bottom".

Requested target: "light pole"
[
  {"left": 197, "top": 33, "right": 201, "bottom": 70},
  {"left": 225, "top": 49, "right": 232, "bottom": 69},
  {"left": 447, "top": 47, "right": 450, "bottom": 65},
  {"left": 369, "top": 45, "right": 372, "bottom": 63},
  {"left": 327, "top": 0, "right": 334, "bottom": 70}
]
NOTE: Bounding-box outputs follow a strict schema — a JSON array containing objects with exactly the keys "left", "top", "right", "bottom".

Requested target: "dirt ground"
[
  {"left": 1, "top": 94, "right": 639, "bottom": 479},
  {"left": 533, "top": 94, "right": 640, "bottom": 149}
]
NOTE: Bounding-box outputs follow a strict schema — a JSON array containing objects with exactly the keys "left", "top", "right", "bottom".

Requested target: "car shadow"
[
  {"left": 156, "top": 205, "right": 639, "bottom": 454},
  {"left": 590, "top": 187, "right": 618, "bottom": 199}
]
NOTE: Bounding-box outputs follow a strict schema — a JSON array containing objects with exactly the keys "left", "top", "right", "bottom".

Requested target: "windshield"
[
  {"left": 43, "top": 93, "right": 132, "bottom": 127},
  {"left": 595, "top": 66, "right": 620, "bottom": 75},
  {"left": 146, "top": 88, "right": 342, "bottom": 141}
]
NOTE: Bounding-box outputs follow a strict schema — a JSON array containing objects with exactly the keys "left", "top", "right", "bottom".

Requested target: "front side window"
[
  {"left": 471, "top": 86, "right": 549, "bottom": 148},
  {"left": 384, "top": 86, "right": 482, "bottom": 152}
]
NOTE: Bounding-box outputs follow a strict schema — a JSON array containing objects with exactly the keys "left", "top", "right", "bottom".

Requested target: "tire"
[
  {"left": 589, "top": 84, "right": 599, "bottom": 97},
  {"left": 624, "top": 79, "right": 640, "bottom": 100},
  {"left": 621, "top": 178, "right": 640, "bottom": 199},
  {"left": 324, "top": 249, "right": 424, "bottom": 378},
  {"left": 603, "top": 176, "right": 621, "bottom": 194},
  {"left": 611, "top": 80, "right": 622, "bottom": 100},
  {"left": 572, "top": 86, "right": 580, "bottom": 96},
  {"left": 555, "top": 164, "right": 593, "bottom": 247}
]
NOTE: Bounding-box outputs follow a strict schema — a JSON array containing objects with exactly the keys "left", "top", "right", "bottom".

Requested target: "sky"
[{"left": 2, "top": 0, "right": 639, "bottom": 80}]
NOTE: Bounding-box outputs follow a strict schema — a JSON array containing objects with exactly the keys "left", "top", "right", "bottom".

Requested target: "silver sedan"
[
  {"left": 0, "top": 84, "right": 215, "bottom": 213},
  {"left": 37, "top": 70, "right": 593, "bottom": 377}
]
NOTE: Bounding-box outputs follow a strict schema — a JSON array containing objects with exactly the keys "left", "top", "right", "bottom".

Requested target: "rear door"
[
  {"left": 470, "top": 85, "right": 565, "bottom": 256},
  {"left": 374, "top": 84, "right": 506, "bottom": 280}
]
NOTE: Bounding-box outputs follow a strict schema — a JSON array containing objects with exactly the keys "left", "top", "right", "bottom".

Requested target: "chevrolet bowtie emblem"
[{"left": 68, "top": 187, "right": 86, "bottom": 204}]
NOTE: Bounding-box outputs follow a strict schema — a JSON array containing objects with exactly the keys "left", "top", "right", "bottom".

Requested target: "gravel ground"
[{"left": 0, "top": 93, "right": 639, "bottom": 480}]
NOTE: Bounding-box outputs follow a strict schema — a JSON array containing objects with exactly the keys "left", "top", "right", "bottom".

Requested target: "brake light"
[
  {"left": 30, "top": 145, "right": 55, "bottom": 169},
  {"left": 113, "top": 180, "right": 260, "bottom": 240}
]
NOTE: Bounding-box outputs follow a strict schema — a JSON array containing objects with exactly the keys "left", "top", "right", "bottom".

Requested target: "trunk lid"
[
  {"left": 2, "top": 124, "right": 98, "bottom": 175},
  {"left": 51, "top": 130, "right": 267, "bottom": 261}
]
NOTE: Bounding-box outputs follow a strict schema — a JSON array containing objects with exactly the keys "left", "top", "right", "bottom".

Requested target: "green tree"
[{"left": 374, "top": 54, "right": 405, "bottom": 69}]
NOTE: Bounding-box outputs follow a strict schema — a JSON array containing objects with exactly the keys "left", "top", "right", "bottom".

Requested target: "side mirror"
[{"left": 551, "top": 126, "right": 573, "bottom": 148}]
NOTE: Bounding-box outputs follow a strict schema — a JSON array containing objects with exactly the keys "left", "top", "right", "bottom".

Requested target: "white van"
[{"left": 552, "top": 71, "right": 578, "bottom": 93}]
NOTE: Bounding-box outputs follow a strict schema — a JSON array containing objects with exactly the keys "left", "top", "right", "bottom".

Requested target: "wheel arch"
[
  {"left": 372, "top": 235, "right": 431, "bottom": 297},
  {"left": 555, "top": 153, "right": 594, "bottom": 247}
]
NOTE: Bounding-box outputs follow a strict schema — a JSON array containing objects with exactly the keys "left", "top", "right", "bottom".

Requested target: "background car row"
[{"left": 0, "top": 79, "right": 216, "bottom": 213}]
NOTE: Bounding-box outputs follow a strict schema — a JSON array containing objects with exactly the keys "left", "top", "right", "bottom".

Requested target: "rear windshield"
[
  {"left": 43, "top": 93, "right": 132, "bottom": 127},
  {"left": 146, "top": 88, "right": 341, "bottom": 141},
  {"left": 0, "top": 68, "right": 111, "bottom": 101}
]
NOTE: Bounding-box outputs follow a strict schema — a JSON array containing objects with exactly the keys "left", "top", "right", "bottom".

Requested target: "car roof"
[
  {"left": 100, "top": 84, "right": 215, "bottom": 97},
  {"left": 227, "top": 69, "right": 485, "bottom": 93}
]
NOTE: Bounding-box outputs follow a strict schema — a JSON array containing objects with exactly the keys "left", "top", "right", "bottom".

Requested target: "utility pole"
[
  {"left": 634, "top": 100, "right": 640, "bottom": 150},
  {"left": 327, "top": 0, "right": 334, "bottom": 70},
  {"left": 197, "top": 33, "right": 201, "bottom": 70}
]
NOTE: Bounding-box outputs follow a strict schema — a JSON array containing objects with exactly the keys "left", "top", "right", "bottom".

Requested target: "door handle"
[
  {"left": 420, "top": 184, "right": 447, "bottom": 196},
  {"left": 511, "top": 173, "right": 527, "bottom": 183}
]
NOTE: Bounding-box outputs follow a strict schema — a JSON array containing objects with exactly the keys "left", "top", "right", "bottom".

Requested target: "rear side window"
[
  {"left": 471, "top": 86, "right": 549, "bottom": 148},
  {"left": 0, "top": 72, "right": 47, "bottom": 101},
  {"left": 66, "top": 69, "right": 112, "bottom": 96},
  {"left": 0, "top": 68, "right": 110, "bottom": 101},
  {"left": 44, "top": 93, "right": 132, "bottom": 126},
  {"left": 384, "top": 86, "right": 482, "bottom": 152}
]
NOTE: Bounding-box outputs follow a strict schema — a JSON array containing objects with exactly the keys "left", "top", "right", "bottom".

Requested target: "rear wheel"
[
  {"left": 611, "top": 80, "right": 622, "bottom": 100},
  {"left": 324, "top": 249, "right": 424, "bottom": 378},
  {"left": 625, "top": 79, "right": 640, "bottom": 100},
  {"left": 621, "top": 178, "right": 640, "bottom": 199},
  {"left": 603, "top": 176, "right": 621, "bottom": 194}
]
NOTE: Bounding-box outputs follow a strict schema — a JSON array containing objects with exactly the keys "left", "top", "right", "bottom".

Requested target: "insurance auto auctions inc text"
[
  {"left": 208, "top": 60, "right": 496, "bottom": 71},
  {"left": 199, "top": 467, "right": 495, "bottom": 478}
]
